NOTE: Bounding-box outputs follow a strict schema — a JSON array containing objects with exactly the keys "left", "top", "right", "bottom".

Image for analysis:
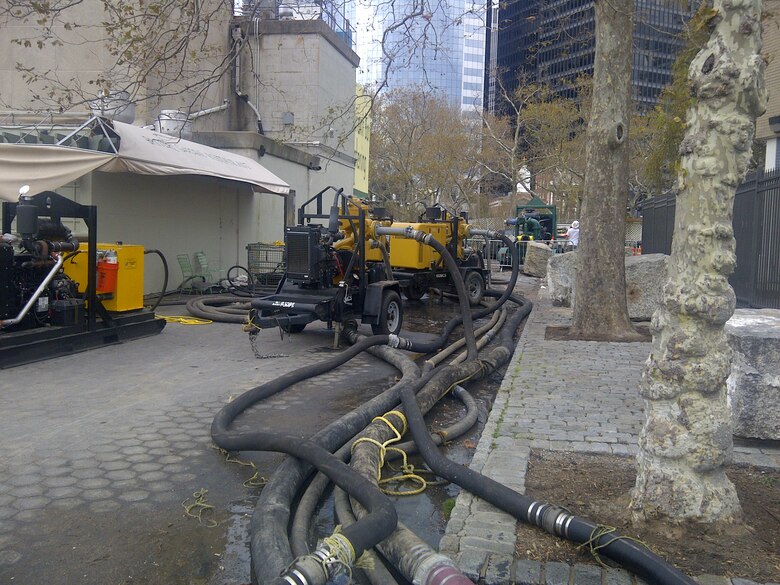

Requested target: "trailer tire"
[
  {"left": 404, "top": 281, "right": 426, "bottom": 301},
  {"left": 372, "top": 290, "right": 403, "bottom": 335},
  {"left": 464, "top": 271, "right": 485, "bottom": 306}
]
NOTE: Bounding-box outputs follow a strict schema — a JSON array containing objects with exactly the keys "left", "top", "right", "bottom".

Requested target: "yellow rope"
[
  {"left": 576, "top": 524, "right": 653, "bottom": 568},
  {"left": 213, "top": 446, "right": 268, "bottom": 488},
  {"left": 351, "top": 410, "right": 438, "bottom": 496},
  {"left": 156, "top": 314, "right": 213, "bottom": 325},
  {"left": 182, "top": 488, "right": 218, "bottom": 527}
]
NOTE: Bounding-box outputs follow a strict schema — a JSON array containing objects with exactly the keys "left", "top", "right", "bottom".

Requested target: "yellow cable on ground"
[{"left": 156, "top": 314, "right": 213, "bottom": 325}]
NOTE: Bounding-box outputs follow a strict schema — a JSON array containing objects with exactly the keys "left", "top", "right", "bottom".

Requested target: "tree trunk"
[
  {"left": 571, "top": 0, "right": 642, "bottom": 341},
  {"left": 632, "top": 0, "right": 765, "bottom": 521}
]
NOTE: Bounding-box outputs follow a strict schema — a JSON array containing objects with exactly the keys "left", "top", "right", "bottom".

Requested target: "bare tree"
[
  {"left": 479, "top": 74, "right": 587, "bottom": 217},
  {"left": 369, "top": 87, "right": 483, "bottom": 218},
  {"left": 632, "top": 0, "right": 765, "bottom": 521},
  {"left": 569, "top": 0, "right": 644, "bottom": 341}
]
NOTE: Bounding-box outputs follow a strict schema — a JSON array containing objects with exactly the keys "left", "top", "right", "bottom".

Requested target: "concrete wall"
[
  {"left": 0, "top": 0, "right": 233, "bottom": 126},
  {"left": 88, "top": 173, "right": 285, "bottom": 294}
]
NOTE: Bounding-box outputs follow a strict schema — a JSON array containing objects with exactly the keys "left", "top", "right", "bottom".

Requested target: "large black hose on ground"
[
  {"left": 288, "top": 381, "right": 476, "bottom": 561},
  {"left": 143, "top": 249, "right": 168, "bottom": 313},
  {"left": 185, "top": 294, "right": 251, "bottom": 323},
  {"left": 227, "top": 340, "right": 421, "bottom": 583},
  {"left": 394, "top": 311, "right": 697, "bottom": 585}
]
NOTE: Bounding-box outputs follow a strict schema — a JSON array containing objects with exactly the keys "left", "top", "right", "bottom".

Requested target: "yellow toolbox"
[{"left": 63, "top": 244, "right": 145, "bottom": 312}]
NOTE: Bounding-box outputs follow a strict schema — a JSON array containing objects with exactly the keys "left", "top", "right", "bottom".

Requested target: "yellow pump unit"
[
  {"left": 389, "top": 217, "right": 469, "bottom": 270},
  {"left": 63, "top": 243, "right": 145, "bottom": 312}
]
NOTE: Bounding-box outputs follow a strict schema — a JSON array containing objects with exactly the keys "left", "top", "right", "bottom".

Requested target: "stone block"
[
  {"left": 546, "top": 251, "right": 578, "bottom": 307},
  {"left": 545, "top": 252, "right": 668, "bottom": 320},
  {"left": 726, "top": 309, "right": 780, "bottom": 440},
  {"left": 625, "top": 253, "right": 667, "bottom": 321},
  {"left": 524, "top": 242, "right": 553, "bottom": 278}
]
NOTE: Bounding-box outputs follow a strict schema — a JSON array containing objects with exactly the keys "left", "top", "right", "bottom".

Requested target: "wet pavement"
[{"left": 0, "top": 277, "right": 532, "bottom": 585}]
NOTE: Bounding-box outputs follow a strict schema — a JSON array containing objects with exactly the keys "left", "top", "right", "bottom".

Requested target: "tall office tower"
[
  {"left": 487, "top": 0, "right": 696, "bottom": 112},
  {"left": 350, "top": 0, "right": 489, "bottom": 113}
]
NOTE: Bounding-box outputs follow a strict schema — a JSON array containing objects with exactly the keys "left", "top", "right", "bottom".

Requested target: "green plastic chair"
[
  {"left": 194, "top": 251, "right": 224, "bottom": 283},
  {"left": 176, "top": 254, "right": 208, "bottom": 294}
]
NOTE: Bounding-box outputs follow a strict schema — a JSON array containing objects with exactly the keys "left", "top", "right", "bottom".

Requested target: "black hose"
[
  {"left": 211, "top": 335, "right": 417, "bottom": 583},
  {"left": 185, "top": 294, "right": 251, "bottom": 323},
  {"left": 395, "top": 310, "right": 697, "bottom": 585},
  {"left": 333, "top": 487, "right": 401, "bottom": 585},
  {"left": 143, "top": 249, "right": 168, "bottom": 313}
]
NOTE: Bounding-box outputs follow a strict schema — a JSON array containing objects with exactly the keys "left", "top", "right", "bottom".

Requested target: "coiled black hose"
[
  {"left": 211, "top": 335, "right": 420, "bottom": 583},
  {"left": 185, "top": 294, "right": 251, "bottom": 323}
]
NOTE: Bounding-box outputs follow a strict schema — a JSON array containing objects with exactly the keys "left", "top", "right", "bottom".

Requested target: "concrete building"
[
  {"left": 0, "top": 1, "right": 360, "bottom": 293},
  {"left": 757, "top": 0, "right": 780, "bottom": 170}
]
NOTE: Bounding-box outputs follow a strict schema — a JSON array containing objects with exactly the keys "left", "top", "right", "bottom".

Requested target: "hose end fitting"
[
  {"left": 387, "top": 334, "right": 412, "bottom": 350},
  {"left": 417, "top": 555, "right": 477, "bottom": 585}
]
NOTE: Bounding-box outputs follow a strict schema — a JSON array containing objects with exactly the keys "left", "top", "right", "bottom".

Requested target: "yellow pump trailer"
[{"left": 387, "top": 207, "right": 487, "bottom": 305}]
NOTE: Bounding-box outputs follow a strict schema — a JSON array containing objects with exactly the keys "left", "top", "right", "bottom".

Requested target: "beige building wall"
[
  {"left": 757, "top": 2, "right": 780, "bottom": 169},
  {"left": 88, "top": 173, "right": 285, "bottom": 294}
]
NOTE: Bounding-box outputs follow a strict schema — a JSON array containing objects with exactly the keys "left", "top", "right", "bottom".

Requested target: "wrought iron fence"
[{"left": 641, "top": 169, "right": 780, "bottom": 309}]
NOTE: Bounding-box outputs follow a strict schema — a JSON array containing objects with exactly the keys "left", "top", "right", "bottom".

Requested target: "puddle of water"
[{"left": 208, "top": 501, "right": 254, "bottom": 585}]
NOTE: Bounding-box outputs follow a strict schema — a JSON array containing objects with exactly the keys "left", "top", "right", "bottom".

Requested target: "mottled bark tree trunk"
[
  {"left": 632, "top": 0, "right": 765, "bottom": 521},
  {"left": 571, "top": 0, "right": 642, "bottom": 341}
]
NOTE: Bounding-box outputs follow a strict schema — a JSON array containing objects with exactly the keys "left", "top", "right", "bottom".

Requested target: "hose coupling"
[
  {"left": 527, "top": 501, "right": 573, "bottom": 537},
  {"left": 278, "top": 539, "right": 352, "bottom": 585},
  {"left": 387, "top": 334, "right": 412, "bottom": 350},
  {"left": 415, "top": 554, "right": 476, "bottom": 585}
]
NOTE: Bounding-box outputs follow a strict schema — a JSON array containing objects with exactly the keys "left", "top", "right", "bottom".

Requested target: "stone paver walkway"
[{"left": 440, "top": 290, "right": 780, "bottom": 585}]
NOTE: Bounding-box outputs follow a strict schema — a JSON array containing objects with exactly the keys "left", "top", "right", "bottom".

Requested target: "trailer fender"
[{"left": 362, "top": 281, "right": 401, "bottom": 322}]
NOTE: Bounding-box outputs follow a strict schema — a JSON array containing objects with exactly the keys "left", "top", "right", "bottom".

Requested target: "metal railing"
[{"left": 641, "top": 169, "right": 780, "bottom": 309}]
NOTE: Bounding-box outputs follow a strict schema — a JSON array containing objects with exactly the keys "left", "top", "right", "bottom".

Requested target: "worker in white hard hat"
[{"left": 565, "top": 220, "right": 580, "bottom": 250}]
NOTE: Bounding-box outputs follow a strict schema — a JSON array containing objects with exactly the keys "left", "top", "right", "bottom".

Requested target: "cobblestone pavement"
[
  {"left": 0, "top": 306, "right": 401, "bottom": 584},
  {"left": 439, "top": 287, "right": 780, "bottom": 585}
]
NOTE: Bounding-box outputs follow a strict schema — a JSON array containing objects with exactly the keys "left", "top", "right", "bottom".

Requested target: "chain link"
[{"left": 249, "top": 331, "right": 289, "bottom": 359}]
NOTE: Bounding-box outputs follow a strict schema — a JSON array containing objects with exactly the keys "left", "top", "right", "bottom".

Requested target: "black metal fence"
[{"left": 641, "top": 169, "right": 780, "bottom": 309}]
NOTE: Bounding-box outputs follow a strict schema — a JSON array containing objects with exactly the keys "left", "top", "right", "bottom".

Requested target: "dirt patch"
[
  {"left": 517, "top": 450, "right": 780, "bottom": 581},
  {"left": 545, "top": 325, "right": 651, "bottom": 342}
]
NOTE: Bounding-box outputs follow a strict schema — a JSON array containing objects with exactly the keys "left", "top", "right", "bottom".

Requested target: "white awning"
[{"left": 0, "top": 120, "right": 289, "bottom": 202}]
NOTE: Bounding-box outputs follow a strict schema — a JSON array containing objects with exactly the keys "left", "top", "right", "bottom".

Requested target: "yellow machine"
[
  {"left": 63, "top": 243, "right": 145, "bottom": 312},
  {"left": 386, "top": 207, "right": 487, "bottom": 304},
  {"left": 335, "top": 197, "right": 388, "bottom": 263}
]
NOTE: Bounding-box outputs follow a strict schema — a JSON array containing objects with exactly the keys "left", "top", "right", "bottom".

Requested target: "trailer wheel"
[
  {"left": 404, "top": 281, "right": 426, "bottom": 301},
  {"left": 372, "top": 290, "right": 403, "bottom": 335},
  {"left": 464, "top": 271, "right": 485, "bottom": 306}
]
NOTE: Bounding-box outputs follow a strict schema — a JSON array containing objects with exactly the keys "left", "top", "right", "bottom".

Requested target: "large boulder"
[
  {"left": 545, "top": 252, "right": 668, "bottom": 320},
  {"left": 625, "top": 254, "right": 668, "bottom": 321},
  {"left": 726, "top": 309, "right": 780, "bottom": 440},
  {"left": 523, "top": 242, "right": 553, "bottom": 278},
  {"left": 546, "top": 251, "right": 577, "bottom": 306}
]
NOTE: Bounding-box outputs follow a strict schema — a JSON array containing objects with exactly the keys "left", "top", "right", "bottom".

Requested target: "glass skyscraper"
[
  {"left": 488, "top": 0, "right": 697, "bottom": 112},
  {"left": 348, "top": 0, "right": 488, "bottom": 113}
]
